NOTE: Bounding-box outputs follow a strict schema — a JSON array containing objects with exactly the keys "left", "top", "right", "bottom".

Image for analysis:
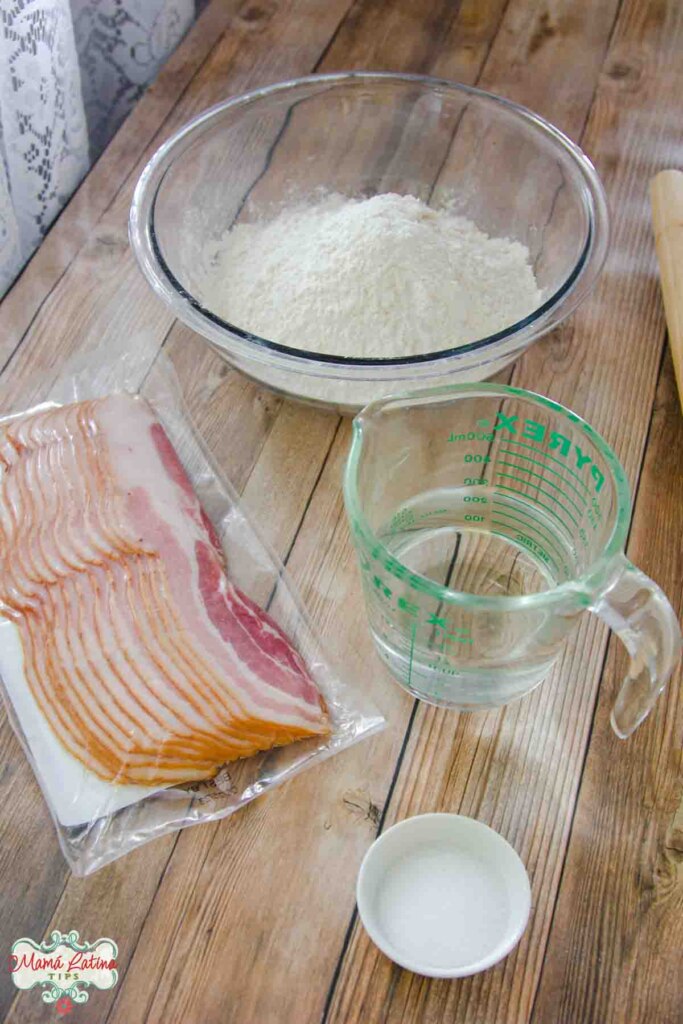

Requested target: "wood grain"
[
  {"left": 0, "top": 0, "right": 360, "bottom": 1019},
  {"left": 103, "top": 5, "right": 528, "bottom": 1023},
  {"left": 0, "top": 0, "right": 497, "bottom": 1019},
  {"left": 326, "top": 1, "right": 683, "bottom": 1022},
  {"left": 117, "top": 4, "right": 630, "bottom": 1019},
  {"left": 531, "top": 348, "right": 683, "bottom": 1024},
  {"left": 0, "top": 0, "right": 680, "bottom": 1022}
]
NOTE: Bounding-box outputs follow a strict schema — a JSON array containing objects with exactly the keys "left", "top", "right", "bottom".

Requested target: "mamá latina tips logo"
[{"left": 9, "top": 930, "right": 118, "bottom": 1015}]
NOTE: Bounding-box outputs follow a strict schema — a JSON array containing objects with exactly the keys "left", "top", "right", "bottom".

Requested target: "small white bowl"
[{"left": 356, "top": 813, "right": 531, "bottom": 978}]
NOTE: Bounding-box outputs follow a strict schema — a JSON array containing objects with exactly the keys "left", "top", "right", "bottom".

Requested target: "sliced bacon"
[
  {"left": 3, "top": 412, "right": 278, "bottom": 759},
  {"left": 0, "top": 395, "right": 329, "bottom": 786}
]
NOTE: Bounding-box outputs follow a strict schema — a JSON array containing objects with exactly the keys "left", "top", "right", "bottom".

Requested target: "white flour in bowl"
[{"left": 203, "top": 193, "right": 541, "bottom": 359}]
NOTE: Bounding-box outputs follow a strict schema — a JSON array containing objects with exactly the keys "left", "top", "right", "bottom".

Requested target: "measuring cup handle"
[{"left": 591, "top": 558, "right": 681, "bottom": 738}]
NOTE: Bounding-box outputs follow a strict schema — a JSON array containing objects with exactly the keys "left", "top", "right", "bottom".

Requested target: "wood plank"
[
  {"left": 0, "top": 0, "right": 359, "bottom": 1019},
  {"left": 0, "top": 4, "right": 676, "bottom": 1024},
  {"left": 96, "top": 4, "right": 534, "bottom": 1023},
  {"left": 531, "top": 350, "right": 683, "bottom": 1024},
  {"left": 0, "top": 0, "right": 509, "bottom": 1019},
  {"left": 100, "top": 1, "right": 636, "bottom": 1021},
  {"left": 326, "top": 0, "right": 683, "bottom": 1021}
]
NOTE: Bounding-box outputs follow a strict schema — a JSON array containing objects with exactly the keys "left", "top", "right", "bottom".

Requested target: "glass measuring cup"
[{"left": 344, "top": 384, "right": 681, "bottom": 737}]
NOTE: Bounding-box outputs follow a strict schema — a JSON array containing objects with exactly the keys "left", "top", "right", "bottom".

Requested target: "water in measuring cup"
[
  {"left": 374, "top": 487, "right": 577, "bottom": 708},
  {"left": 379, "top": 488, "right": 567, "bottom": 595}
]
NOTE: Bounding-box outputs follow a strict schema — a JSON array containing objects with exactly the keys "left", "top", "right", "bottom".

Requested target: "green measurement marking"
[
  {"left": 490, "top": 524, "right": 561, "bottom": 575},
  {"left": 495, "top": 472, "right": 582, "bottom": 529},
  {"left": 493, "top": 498, "right": 588, "bottom": 554},
  {"left": 493, "top": 483, "right": 576, "bottom": 539},
  {"left": 497, "top": 460, "right": 586, "bottom": 516},
  {"left": 490, "top": 505, "right": 567, "bottom": 564},
  {"left": 491, "top": 506, "right": 563, "bottom": 554},
  {"left": 502, "top": 439, "right": 592, "bottom": 494},
  {"left": 499, "top": 448, "right": 589, "bottom": 505}
]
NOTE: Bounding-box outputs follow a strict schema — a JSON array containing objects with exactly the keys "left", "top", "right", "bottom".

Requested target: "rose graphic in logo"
[{"left": 9, "top": 931, "right": 118, "bottom": 1011}]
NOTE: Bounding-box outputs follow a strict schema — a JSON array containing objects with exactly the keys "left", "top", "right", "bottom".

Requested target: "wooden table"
[{"left": 1, "top": 1, "right": 681, "bottom": 1021}]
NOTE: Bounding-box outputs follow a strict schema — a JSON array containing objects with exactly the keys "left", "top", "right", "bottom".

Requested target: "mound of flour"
[{"left": 205, "top": 193, "right": 541, "bottom": 359}]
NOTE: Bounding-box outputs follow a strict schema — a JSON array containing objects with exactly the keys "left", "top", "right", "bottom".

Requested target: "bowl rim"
[{"left": 130, "top": 70, "right": 609, "bottom": 370}]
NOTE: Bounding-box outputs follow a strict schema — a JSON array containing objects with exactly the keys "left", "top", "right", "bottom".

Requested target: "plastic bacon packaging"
[{"left": 0, "top": 383, "right": 382, "bottom": 875}]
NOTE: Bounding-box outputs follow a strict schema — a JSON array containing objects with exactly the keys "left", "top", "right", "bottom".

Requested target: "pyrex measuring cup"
[{"left": 344, "top": 384, "right": 681, "bottom": 737}]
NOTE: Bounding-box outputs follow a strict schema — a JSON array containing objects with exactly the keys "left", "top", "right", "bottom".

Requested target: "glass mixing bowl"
[{"left": 130, "top": 72, "right": 608, "bottom": 413}]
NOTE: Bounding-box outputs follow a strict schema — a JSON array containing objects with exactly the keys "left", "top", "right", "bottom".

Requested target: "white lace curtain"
[{"left": 0, "top": 0, "right": 200, "bottom": 298}]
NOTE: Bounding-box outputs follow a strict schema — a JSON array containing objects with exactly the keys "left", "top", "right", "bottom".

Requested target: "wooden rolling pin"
[{"left": 650, "top": 169, "right": 683, "bottom": 411}]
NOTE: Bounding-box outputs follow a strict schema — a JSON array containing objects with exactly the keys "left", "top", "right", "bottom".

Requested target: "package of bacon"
[{"left": 0, "top": 392, "right": 383, "bottom": 875}]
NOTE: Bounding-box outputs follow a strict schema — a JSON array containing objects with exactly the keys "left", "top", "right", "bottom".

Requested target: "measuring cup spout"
[{"left": 590, "top": 557, "right": 682, "bottom": 737}]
